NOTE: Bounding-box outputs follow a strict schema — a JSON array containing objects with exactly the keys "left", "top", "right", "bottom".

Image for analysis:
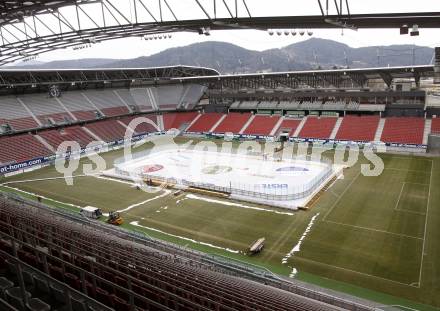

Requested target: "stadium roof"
[
  {"left": 0, "top": 65, "right": 219, "bottom": 87},
  {"left": 174, "top": 65, "right": 435, "bottom": 88},
  {"left": 1, "top": 0, "right": 440, "bottom": 65},
  {"left": 0, "top": 65, "right": 433, "bottom": 91}
]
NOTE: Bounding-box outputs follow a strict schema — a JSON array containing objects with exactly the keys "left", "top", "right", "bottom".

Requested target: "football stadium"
[{"left": 1, "top": 1, "right": 440, "bottom": 311}]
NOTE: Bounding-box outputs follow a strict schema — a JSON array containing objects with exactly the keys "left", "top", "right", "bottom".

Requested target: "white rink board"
[{"left": 115, "top": 149, "right": 339, "bottom": 210}]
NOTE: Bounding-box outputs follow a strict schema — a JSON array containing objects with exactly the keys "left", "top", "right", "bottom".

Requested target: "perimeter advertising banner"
[{"left": 0, "top": 157, "right": 47, "bottom": 175}]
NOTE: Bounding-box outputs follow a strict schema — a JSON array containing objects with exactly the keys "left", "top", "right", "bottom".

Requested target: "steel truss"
[
  {"left": 0, "top": 65, "right": 219, "bottom": 88},
  {"left": 0, "top": 1, "right": 439, "bottom": 66},
  {"left": 175, "top": 65, "right": 434, "bottom": 91}
]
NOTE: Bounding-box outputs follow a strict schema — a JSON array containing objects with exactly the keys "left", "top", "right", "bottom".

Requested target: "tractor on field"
[{"left": 107, "top": 211, "right": 123, "bottom": 226}]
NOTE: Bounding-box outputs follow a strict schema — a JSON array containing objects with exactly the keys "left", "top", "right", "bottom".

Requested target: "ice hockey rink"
[{"left": 112, "top": 149, "right": 341, "bottom": 210}]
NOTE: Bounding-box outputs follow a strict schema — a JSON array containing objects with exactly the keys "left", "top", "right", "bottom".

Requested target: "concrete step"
[
  {"left": 374, "top": 118, "right": 386, "bottom": 142},
  {"left": 292, "top": 116, "right": 308, "bottom": 137}
]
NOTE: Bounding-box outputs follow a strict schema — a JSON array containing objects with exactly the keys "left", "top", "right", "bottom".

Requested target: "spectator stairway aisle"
[
  {"left": 242, "top": 115, "right": 281, "bottom": 136},
  {"left": 1, "top": 113, "right": 437, "bottom": 166},
  {"left": 276, "top": 119, "right": 302, "bottom": 136},
  {"left": 0, "top": 134, "right": 52, "bottom": 164},
  {"left": 20, "top": 94, "right": 73, "bottom": 125},
  {"left": 0, "top": 97, "right": 40, "bottom": 131},
  {"left": 0, "top": 197, "right": 345, "bottom": 311},
  {"left": 213, "top": 112, "right": 252, "bottom": 134},
  {"left": 119, "top": 115, "right": 159, "bottom": 135},
  {"left": 163, "top": 112, "right": 198, "bottom": 131},
  {"left": 83, "top": 90, "right": 130, "bottom": 117},
  {"left": 38, "top": 126, "right": 96, "bottom": 149},
  {"left": 186, "top": 113, "right": 224, "bottom": 133},
  {"left": 85, "top": 120, "right": 127, "bottom": 143}
]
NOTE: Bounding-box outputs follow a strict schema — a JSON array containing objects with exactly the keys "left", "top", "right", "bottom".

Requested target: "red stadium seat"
[
  {"left": 186, "top": 113, "right": 223, "bottom": 132},
  {"left": 335, "top": 115, "right": 380, "bottom": 142},
  {"left": 431, "top": 118, "right": 440, "bottom": 134},
  {"left": 163, "top": 112, "right": 198, "bottom": 130},
  {"left": 213, "top": 112, "right": 251, "bottom": 133},
  {"left": 298, "top": 116, "right": 337, "bottom": 139},
  {"left": 380, "top": 117, "right": 424, "bottom": 144},
  {"left": 242, "top": 115, "right": 280, "bottom": 136},
  {"left": 0, "top": 134, "right": 52, "bottom": 164}
]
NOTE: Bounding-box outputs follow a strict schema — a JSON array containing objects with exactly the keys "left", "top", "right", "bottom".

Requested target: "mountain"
[
  {"left": 6, "top": 38, "right": 434, "bottom": 73},
  {"left": 10, "top": 58, "right": 121, "bottom": 69}
]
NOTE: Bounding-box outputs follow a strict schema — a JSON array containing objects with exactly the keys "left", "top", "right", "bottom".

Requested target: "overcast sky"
[{"left": 14, "top": 0, "right": 440, "bottom": 63}]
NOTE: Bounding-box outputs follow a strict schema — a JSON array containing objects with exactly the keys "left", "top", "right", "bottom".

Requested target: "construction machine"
[{"left": 107, "top": 211, "right": 123, "bottom": 226}]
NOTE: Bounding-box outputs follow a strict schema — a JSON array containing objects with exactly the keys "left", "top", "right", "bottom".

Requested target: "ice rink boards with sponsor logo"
[{"left": 113, "top": 149, "right": 342, "bottom": 209}]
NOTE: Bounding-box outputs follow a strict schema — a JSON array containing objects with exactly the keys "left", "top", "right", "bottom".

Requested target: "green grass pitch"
[{"left": 1, "top": 139, "right": 439, "bottom": 311}]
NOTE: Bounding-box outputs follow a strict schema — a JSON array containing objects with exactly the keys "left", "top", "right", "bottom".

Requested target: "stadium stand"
[
  {"left": 243, "top": 115, "right": 280, "bottom": 136},
  {"left": 346, "top": 100, "right": 360, "bottom": 110},
  {"left": 0, "top": 196, "right": 344, "bottom": 311},
  {"left": 299, "top": 116, "right": 338, "bottom": 139},
  {"left": 277, "top": 118, "right": 302, "bottom": 136},
  {"left": 38, "top": 126, "right": 96, "bottom": 149},
  {"left": 335, "top": 115, "right": 381, "bottom": 142},
  {"left": 116, "top": 88, "right": 155, "bottom": 112},
  {"left": 323, "top": 100, "right": 346, "bottom": 110},
  {"left": 258, "top": 101, "right": 279, "bottom": 109},
  {"left": 431, "top": 117, "right": 440, "bottom": 134},
  {"left": 179, "top": 84, "right": 207, "bottom": 110},
  {"left": 0, "top": 117, "right": 39, "bottom": 132},
  {"left": 380, "top": 117, "right": 425, "bottom": 144},
  {"left": 278, "top": 100, "right": 301, "bottom": 110},
  {"left": 229, "top": 101, "right": 241, "bottom": 109},
  {"left": 0, "top": 134, "right": 52, "bottom": 163},
  {"left": 213, "top": 112, "right": 252, "bottom": 133},
  {"left": 0, "top": 97, "right": 40, "bottom": 131},
  {"left": 85, "top": 119, "right": 127, "bottom": 142},
  {"left": 239, "top": 101, "right": 260, "bottom": 110},
  {"left": 300, "top": 100, "right": 322, "bottom": 110},
  {"left": 154, "top": 85, "right": 184, "bottom": 110},
  {"left": 357, "top": 103, "right": 386, "bottom": 112},
  {"left": 119, "top": 115, "right": 159, "bottom": 135},
  {"left": 83, "top": 90, "right": 130, "bottom": 117},
  {"left": 163, "top": 112, "right": 198, "bottom": 130},
  {"left": 58, "top": 92, "right": 98, "bottom": 121},
  {"left": 20, "top": 94, "right": 72, "bottom": 125},
  {"left": 186, "top": 113, "right": 223, "bottom": 132}
]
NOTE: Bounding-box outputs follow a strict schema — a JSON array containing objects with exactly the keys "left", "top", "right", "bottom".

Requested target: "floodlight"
[
  {"left": 400, "top": 25, "right": 409, "bottom": 35},
  {"left": 410, "top": 24, "right": 419, "bottom": 36}
]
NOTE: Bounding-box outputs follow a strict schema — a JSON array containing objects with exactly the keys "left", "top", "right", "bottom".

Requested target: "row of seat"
[
  {"left": 0, "top": 112, "right": 435, "bottom": 165},
  {"left": 180, "top": 112, "right": 431, "bottom": 144},
  {"left": 0, "top": 85, "right": 205, "bottom": 132},
  {"left": 0, "top": 115, "right": 159, "bottom": 164},
  {"left": 0, "top": 198, "right": 344, "bottom": 311}
]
